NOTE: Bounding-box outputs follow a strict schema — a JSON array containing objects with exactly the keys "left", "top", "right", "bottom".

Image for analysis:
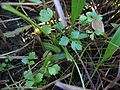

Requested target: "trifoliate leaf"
[
  {"left": 71, "top": 31, "right": 80, "bottom": 39},
  {"left": 34, "top": 73, "right": 43, "bottom": 83},
  {"left": 59, "top": 36, "right": 69, "bottom": 46},
  {"left": 28, "top": 52, "right": 36, "bottom": 60},
  {"left": 71, "top": 41, "right": 82, "bottom": 51},
  {"left": 39, "top": 8, "right": 53, "bottom": 22},
  {"left": 41, "top": 25, "right": 52, "bottom": 35}
]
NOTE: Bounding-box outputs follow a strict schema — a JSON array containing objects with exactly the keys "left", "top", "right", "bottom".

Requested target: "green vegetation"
[{"left": 0, "top": 0, "right": 120, "bottom": 89}]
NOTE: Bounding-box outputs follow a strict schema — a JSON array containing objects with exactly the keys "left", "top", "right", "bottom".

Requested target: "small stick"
[
  {"left": 53, "top": 0, "right": 67, "bottom": 27},
  {"left": 0, "top": 2, "right": 42, "bottom": 6}
]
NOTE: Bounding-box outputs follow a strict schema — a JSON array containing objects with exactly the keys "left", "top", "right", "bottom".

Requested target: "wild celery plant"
[{"left": 59, "top": 0, "right": 86, "bottom": 89}]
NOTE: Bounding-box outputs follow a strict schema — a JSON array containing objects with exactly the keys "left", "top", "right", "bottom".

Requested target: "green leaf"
[
  {"left": 63, "top": 47, "right": 72, "bottom": 61},
  {"left": 85, "top": 17, "right": 93, "bottom": 23},
  {"left": 52, "top": 64, "right": 60, "bottom": 74},
  {"left": 72, "top": 0, "right": 86, "bottom": 24},
  {"left": 24, "top": 71, "right": 34, "bottom": 81},
  {"left": 86, "top": 12, "right": 97, "bottom": 18},
  {"left": 59, "top": 36, "right": 69, "bottom": 46},
  {"left": 48, "top": 67, "right": 56, "bottom": 75},
  {"left": 25, "top": 80, "right": 34, "bottom": 87},
  {"left": 101, "top": 27, "right": 120, "bottom": 62},
  {"left": 43, "top": 42, "right": 61, "bottom": 53},
  {"left": 2, "top": 63, "right": 6, "bottom": 67},
  {"left": 0, "top": 63, "right": 4, "bottom": 72},
  {"left": 54, "top": 22, "right": 64, "bottom": 31},
  {"left": 30, "top": 0, "right": 42, "bottom": 3},
  {"left": 95, "top": 15, "right": 103, "bottom": 21},
  {"left": 71, "top": 41, "right": 82, "bottom": 51},
  {"left": 79, "top": 15, "right": 87, "bottom": 22},
  {"left": 34, "top": 73, "right": 43, "bottom": 83},
  {"left": 41, "top": 25, "right": 52, "bottom": 35},
  {"left": 111, "top": 23, "right": 119, "bottom": 28},
  {"left": 21, "top": 58, "right": 28, "bottom": 64},
  {"left": 94, "top": 27, "right": 120, "bottom": 75},
  {"left": 51, "top": 53, "right": 66, "bottom": 61},
  {"left": 71, "top": 31, "right": 80, "bottom": 39},
  {"left": 42, "top": 52, "right": 52, "bottom": 68},
  {"left": 4, "top": 25, "right": 32, "bottom": 38},
  {"left": 29, "top": 60, "right": 35, "bottom": 65},
  {"left": 79, "top": 33, "right": 89, "bottom": 39},
  {"left": 28, "top": 52, "right": 36, "bottom": 60},
  {"left": 39, "top": 8, "right": 53, "bottom": 22},
  {"left": 6, "top": 55, "right": 13, "bottom": 61}
]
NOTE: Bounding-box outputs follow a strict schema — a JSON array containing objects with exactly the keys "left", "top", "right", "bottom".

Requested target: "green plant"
[
  {"left": 79, "top": 11, "right": 104, "bottom": 40},
  {"left": 0, "top": 63, "right": 6, "bottom": 72},
  {"left": 1, "top": 0, "right": 106, "bottom": 89},
  {"left": 39, "top": 8, "right": 53, "bottom": 23},
  {"left": 22, "top": 51, "right": 61, "bottom": 87},
  {"left": 21, "top": 52, "right": 35, "bottom": 65}
]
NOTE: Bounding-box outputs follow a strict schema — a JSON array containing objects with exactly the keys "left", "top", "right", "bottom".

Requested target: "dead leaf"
[{"left": 92, "top": 19, "right": 104, "bottom": 35}]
